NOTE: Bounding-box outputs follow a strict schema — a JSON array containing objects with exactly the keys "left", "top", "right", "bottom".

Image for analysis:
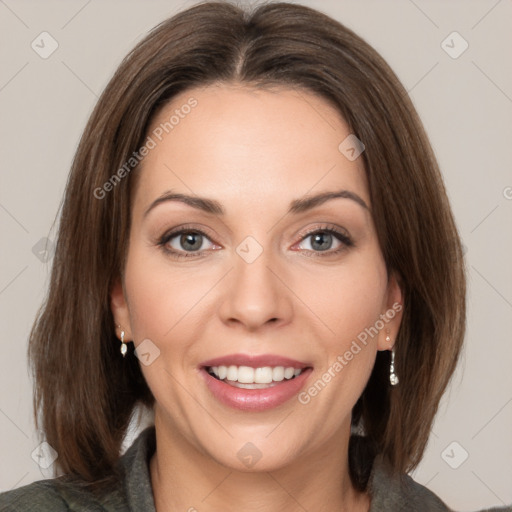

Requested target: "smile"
[
  {"left": 207, "top": 365, "right": 303, "bottom": 388},
  {"left": 199, "top": 354, "right": 313, "bottom": 411}
]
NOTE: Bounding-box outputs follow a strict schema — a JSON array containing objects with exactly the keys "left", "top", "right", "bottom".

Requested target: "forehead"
[{"left": 134, "top": 84, "right": 369, "bottom": 216}]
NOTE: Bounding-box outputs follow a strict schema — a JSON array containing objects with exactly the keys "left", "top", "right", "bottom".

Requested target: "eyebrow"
[{"left": 143, "top": 188, "right": 369, "bottom": 218}]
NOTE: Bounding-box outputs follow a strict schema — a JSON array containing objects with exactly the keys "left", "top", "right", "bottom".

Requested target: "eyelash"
[{"left": 157, "top": 223, "right": 354, "bottom": 260}]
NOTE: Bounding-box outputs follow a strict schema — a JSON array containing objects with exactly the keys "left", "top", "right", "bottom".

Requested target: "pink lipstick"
[{"left": 199, "top": 353, "right": 313, "bottom": 411}]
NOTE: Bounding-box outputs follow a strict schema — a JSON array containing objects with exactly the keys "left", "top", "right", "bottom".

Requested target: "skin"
[{"left": 111, "top": 83, "right": 403, "bottom": 512}]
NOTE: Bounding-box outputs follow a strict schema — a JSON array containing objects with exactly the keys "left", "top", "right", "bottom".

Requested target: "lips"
[
  {"left": 200, "top": 353, "right": 311, "bottom": 369},
  {"left": 199, "top": 353, "right": 313, "bottom": 411}
]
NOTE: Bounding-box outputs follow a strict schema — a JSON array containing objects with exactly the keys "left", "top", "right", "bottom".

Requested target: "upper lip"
[{"left": 200, "top": 353, "right": 312, "bottom": 369}]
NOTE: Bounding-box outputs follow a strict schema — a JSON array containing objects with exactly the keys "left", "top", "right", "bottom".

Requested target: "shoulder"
[
  {"left": 0, "top": 476, "right": 127, "bottom": 512},
  {"left": 0, "top": 427, "right": 156, "bottom": 512},
  {"left": 368, "top": 455, "right": 451, "bottom": 512},
  {"left": 0, "top": 479, "right": 69, "bottom": 511},
  {"left": 368, "top": 453, "right": 511, "bottom": 512}
]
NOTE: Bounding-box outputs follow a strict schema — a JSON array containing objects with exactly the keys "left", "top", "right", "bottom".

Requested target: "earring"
[
  {"left": 119, "top": 327, "right": 127, "bottom": 357},
  {"left": 388, "top": 339, "right": 399, "bottom": 386}
]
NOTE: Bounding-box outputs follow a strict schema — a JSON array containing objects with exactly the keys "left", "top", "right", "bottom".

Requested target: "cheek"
[
  {"left": 298, "top": 257, "right": 388, "bottom": 344},
  {"left": 123, "top": 246, "right": 211, "bottom": 340},
  {"left": 122, "top": 248, "right": 210, "bottom": 409},
  {"left": 294, "top": 253, "right": 388, "bottom": 407}
]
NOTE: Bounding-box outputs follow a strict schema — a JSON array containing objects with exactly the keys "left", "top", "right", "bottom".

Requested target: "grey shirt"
[{"left": 0, "top": 426, "right": 509, "bottom": 511}]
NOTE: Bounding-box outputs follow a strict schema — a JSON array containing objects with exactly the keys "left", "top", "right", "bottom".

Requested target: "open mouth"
[
  {"left": 205, "top": 365, "right": 309, "bottom": 389},
  {"left": 200, "top": 361, "right": 314, "bottom": 411}
]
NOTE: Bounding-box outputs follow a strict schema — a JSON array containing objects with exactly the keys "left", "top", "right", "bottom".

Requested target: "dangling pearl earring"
[
  {"left": 387, "top": 335, "right": 399, "bottom": 386},
  {"left": 120, "top": 327, "right": 127, "bottom": 357}
]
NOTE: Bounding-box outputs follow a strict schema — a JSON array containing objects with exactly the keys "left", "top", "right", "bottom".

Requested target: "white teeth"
[
  {"left": 254, "top": 367, "right": 273, "bottom": 384},
  {"left": 283, "top": 367, "right": 295, "bottom": 379},
  {"left": 217, "top": 366, "right": 227, "bottom": 380},
  {"left": 272, "top": 366, "right": 285, "bottom": 381},
  {"left": 237, "top": 366, "right": 254, "bottom": 384},
  {"left": 226, "top": 365, "right": 238, "bottom": 381},
  {"left": 208, "top": 365, "right": 304, "bottom": 384}
]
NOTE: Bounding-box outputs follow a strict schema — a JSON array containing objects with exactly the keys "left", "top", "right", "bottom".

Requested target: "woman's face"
[{"left": 111, "top": 84, "right": 402, "bottom": 472}]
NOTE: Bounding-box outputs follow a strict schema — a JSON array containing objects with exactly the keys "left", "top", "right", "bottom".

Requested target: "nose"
[{"left": 218, "top": 244, "right": 294, "bottom": 332}]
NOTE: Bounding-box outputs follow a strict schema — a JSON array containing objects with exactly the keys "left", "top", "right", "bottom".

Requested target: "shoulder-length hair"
[{"left": 29, "top": 0, "right": 466, "bottom": 492}]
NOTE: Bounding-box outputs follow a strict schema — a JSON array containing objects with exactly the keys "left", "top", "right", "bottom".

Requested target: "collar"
[{"left": 119, "top": 426, "right": 451, "bottom": 512}]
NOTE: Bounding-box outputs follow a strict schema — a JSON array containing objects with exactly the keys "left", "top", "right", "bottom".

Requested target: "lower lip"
[{"left": 200, "top": 368, "right": 313, "bottom": 411}]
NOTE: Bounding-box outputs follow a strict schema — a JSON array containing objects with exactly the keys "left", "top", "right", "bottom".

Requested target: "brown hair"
[{"left": 29, "top": 0, "right": 466, "bottom": 492}]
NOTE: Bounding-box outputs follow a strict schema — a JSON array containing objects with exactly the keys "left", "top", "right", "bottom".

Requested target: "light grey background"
[{"left": 1, "top": 0, "right": 511, "bottom": 510}]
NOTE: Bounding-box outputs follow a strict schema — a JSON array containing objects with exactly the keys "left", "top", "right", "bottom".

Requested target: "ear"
[
  {"left": 377, "top": 272, "right": 403, "bottom": 351},
  {"left": 110, "top": 277, "right": 133, "bottom": 341}
]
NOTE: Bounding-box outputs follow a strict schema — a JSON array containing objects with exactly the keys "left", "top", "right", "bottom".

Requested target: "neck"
[{"left": 149, "top": 409, "right": 371, "bottom": 512}]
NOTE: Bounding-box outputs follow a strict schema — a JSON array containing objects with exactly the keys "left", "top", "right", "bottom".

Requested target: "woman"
[{"left": 1, "top": 1, "right": 506, "bottom": 511}]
